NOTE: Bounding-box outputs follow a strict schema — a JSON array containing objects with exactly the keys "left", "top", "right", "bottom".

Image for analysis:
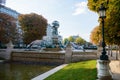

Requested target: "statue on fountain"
[
  {"left": 52, "top": 21, "right": 59, "bottom": 36},
  {"left": 42, "top": 20, "right": 64, "bottom": 51}
]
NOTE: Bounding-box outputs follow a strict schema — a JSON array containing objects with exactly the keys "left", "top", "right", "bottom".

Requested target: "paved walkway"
[
  {"left": 31, "top": 64, "right": 68, "bottom": 80},
  {"left": 108, "top": 51, "right": 120, "bottom": 80},
  {"left": 110, "top": 60, "right": 120, "bottom": 80}
]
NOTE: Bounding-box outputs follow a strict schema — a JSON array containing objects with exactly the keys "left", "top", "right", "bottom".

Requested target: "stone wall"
[
  {"left": 0, "top": 41, "right": 13, "bottom": 60},
  {"left": 71, "top": 51, "right": 97, "bottom": 62},
  {"left": 0, "top": 49, "right": 6, "bottom": 59},
  {"left": 11, "top": 51, "right": 65, "bottom": 65},
  {"left": 10, "top": 50, "right": 97, "bottom": 65}
]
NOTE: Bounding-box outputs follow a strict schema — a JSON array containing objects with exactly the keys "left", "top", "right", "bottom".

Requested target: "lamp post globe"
[{"left": 99, "top": 4, "right": 106, "bottom": 18}]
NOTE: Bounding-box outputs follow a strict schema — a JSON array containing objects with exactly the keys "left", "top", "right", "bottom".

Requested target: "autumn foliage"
[
  {"left": 90, "top": 26, "right": 102, "bottom": 45},
  {"left": 88, "top": 0, "right": 120, "bottom": 45},
  {"left": 0, "top": 13, "right": 17, "bottom": 44},
  {"left": 18, "top": 13, "right": 47, "bottom": 44}
]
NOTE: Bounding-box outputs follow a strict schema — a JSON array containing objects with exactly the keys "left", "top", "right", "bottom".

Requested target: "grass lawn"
[{"left": 45, "top": 60, "right": 97, "bottom": 80}]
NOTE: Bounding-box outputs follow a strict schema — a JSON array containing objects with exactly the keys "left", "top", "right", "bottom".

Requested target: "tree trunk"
[
  {"left": 116, "top": 45, "right": 118, "bottom": 60},
  {"left": 108, "top": 45, "right": 110, "bottom": 56},
  {"left": 110, "top": 45, "right": 113, "bottom": 57},
  {"left": 118, "top": 45, "right": 120, "bottom": 60}
]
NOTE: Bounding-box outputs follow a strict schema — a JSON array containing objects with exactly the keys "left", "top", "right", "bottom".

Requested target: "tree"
[
  {"left": 65, "top": 36, "right": 86, "bottom": 45},
  {"left": 75, "top": 37, "right": 86, "bottom": 45},
  {"left": 88, "top": 0, "right": 120, "bottom": 54},
  {"left": 63, "top": 38, "right": 69, "bottom": 45},
  {"left": 105, "top": 0, "right": 120, "bottom": 45},
  {"left": 90, "top": 26, "right": 102, "bottom": 45},
  {"left": 88, "top": 0, "right": 120, "bottom": 45},
  {"left": 0, "top": 13, "right": 18, "bottom": 44},
  {"left": 18, "top": 13, "right": 47, "bottom": 44},
  {"left": 68, "top": 36, "right": 75, "bottom": 42},
  {"left": 87, "top": 0, "right": 109, "bottom": 12}
]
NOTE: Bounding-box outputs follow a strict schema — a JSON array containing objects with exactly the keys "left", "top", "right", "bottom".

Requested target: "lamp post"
[
  {"left": 99, "top": 4, "right": 108, "bottom": 60},
  {"left": 97, "top": 4, "right": 112, "bottom": 80}
]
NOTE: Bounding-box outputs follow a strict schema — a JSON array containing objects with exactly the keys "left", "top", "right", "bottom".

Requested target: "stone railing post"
[
  {"left": 6, "top": 41, "right": 13, "bottom": 60},
  {"left": 97, "top": 46, "right": 102, "bottom": 59},
  {"left": 65, "top": 43, "right": 72, "bottom": 63}
]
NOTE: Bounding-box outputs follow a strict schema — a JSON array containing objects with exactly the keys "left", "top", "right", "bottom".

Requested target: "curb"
[{"left": 31, "top": 64, "right": 68, "bottom": 80}]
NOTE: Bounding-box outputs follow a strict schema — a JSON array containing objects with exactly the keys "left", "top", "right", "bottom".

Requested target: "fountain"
[
  {"left": 42, "top": 21, "right": 64, "bottom": 51},
  {"left": 27, "top": 21, "right": 64, "bottom": 51},
  {"left": 11, "top": 21, "right": 65, "bottom": 65}
]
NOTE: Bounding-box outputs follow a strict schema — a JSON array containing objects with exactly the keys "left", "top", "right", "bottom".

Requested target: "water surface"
[{"left": 0, "top": 63, "right": 55, "bottom": 80}]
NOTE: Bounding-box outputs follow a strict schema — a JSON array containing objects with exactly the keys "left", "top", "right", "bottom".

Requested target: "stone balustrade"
[
  {"left": 11, "top": 51, "right": 65, "bottom": 65},
  {"left": 71, "top": 51, "right": 97, "bottom": 62},
  {"left": 10, "top": 50, "right": 97, "bottom": 65}
]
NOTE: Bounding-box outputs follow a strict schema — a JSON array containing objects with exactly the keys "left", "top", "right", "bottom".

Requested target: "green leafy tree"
[
  {"left": 105, "top": 0, "right": 120, "bottom": 45},
  {"left": 88, "top": 0, "right": 120, "bottom": 54},
  {"left": 63, "top": 38, "right": 69, "bottom": 45},
  {"left": 75, "top": 37, "right": 86, "bottom": 45},
  {"left": 87, "top": 0, "right": 109, "bottom": 12},
  {"left": 65, "top": 36, "right": 86, "bottom": 45},
  {"left": 18, "top": 13, "right": 47, "bottom": 44},
  {"left": 68, "top": 36, "right": 75, "bottom": 42},
  {"left": 88, "top": 0, "right": 120, "bottom": 45}
]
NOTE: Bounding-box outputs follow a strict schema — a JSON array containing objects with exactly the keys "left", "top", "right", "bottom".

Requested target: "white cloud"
[{"left": 72, "top": 1, "right": 88, "bottom": 15}]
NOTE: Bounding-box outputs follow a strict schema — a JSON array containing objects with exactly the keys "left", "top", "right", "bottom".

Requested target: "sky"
[{"left": 6, "top": 0, "right": 99, "bottom": 42}]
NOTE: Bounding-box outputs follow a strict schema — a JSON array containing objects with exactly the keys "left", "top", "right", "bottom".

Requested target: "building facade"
[
  {"left": 0, "top": 4, "right": 23, "bottom": 46},
  {"left": 0, "top": 5, "right": 19, "bottom": 19},
  {"left": 0, "top": 0, "right": 6, "bottom": 6}
]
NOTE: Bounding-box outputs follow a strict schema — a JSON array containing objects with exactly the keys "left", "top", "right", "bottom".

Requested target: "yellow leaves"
[{"left": 90, "top": 26, "right": 101, "bottom": 45}]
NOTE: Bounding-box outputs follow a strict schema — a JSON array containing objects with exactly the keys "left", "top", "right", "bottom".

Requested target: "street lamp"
[
  {"left": 97, "top": 3, "right": 112, "bottom": 80},
  {"left": 99, "top": 4, "right": 108, "bottom": 60}
]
